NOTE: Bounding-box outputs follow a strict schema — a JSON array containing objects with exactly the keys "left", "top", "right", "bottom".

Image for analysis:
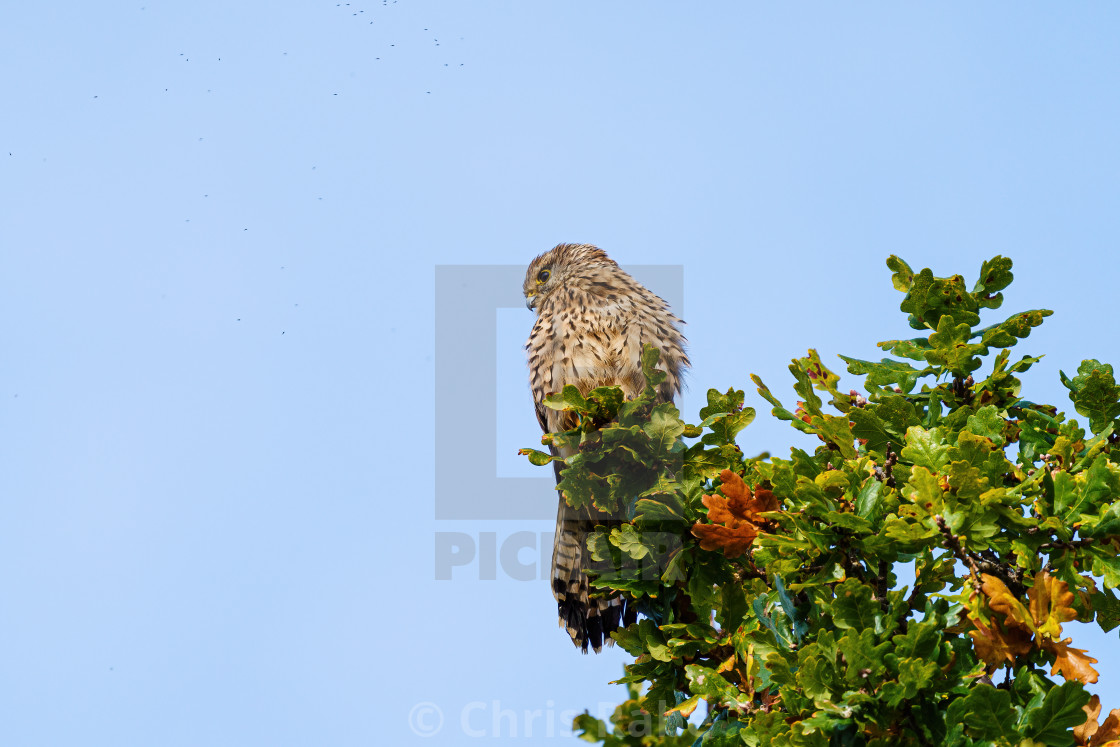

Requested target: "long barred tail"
[{"left": 551, "top": 500, "right": 636, "bottom": 653}]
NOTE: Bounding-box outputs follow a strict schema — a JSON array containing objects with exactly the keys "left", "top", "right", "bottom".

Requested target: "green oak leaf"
[
  {"left": 1018, "top": 680, "right": 1090, "bottom": 747},
  {"left": 519, "top": 447, "right": 557, "bottom": 466},
  {"left": 855, "top": 478, "right": 885, "bottom": 520},
  {"left": 1060, "top": 359, "right": 1120, "bottom": 434},
  {"left": 643, "top": 402, "right": 685, "bottom": 453},
  {"left": 699, "top": 387, "right": 746, "bottom": 420},
  {"left": 831, "top": 579, "right": 884, "bottom": 633},
  {"left": 699, "top": 406, "right": 756, "bottom": 446},
  {"left": 925, "top": 315, "right": 987, "bottom": 374},
  {"left": 887, "top": 254, "right": 915, "bottom": 292},
  {"left": 840, "top": 355, "right": 933, "bottom": 393},
  {"left": 976, "top": 308, "right": 1052, "bottom": 348},
  {"left": 965, "top": 405, "right": 1006, "bottom": 446},
  {"left": 610, "top": 524, "right": 651, "bottom": 560},
  {"left": 901, "top": 426, "right": 950, "bottom": 471},
  {"left": 947, "top": 685, "right": 1018, "bottom": 742},
  {"left": 972, "top": 255, "right": 1014, "bottom": 309}
]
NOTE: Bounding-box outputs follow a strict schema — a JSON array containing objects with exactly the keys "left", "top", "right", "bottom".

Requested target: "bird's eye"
[{"left": 537, "top": 269, "right": 550, "bottom": 283}]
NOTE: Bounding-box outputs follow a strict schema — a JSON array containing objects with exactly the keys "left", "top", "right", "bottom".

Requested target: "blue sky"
[{"left": 3, "top": 2, "right": 1119, "bottom": 744}]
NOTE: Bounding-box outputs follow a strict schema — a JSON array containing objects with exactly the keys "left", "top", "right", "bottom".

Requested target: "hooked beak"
[{"left": 525, "top": 292, "right": 536, "bottom": 310}]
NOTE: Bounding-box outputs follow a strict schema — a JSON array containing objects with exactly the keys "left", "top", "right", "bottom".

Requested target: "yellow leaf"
[
  {"left": 666, "top": 695, "right": 700, "bottom": 719},
  {"left": 981, "top": 574, "right": 1035, "bottom": 634},
  {"left": 1028, "top": 570, "right": 1077, "bottom": 640}
]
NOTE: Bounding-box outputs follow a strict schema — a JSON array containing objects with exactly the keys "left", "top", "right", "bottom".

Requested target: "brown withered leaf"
[
  {"left": 1095, "top": 710, "right": 1120, "bottom": 747},
  {"left": 968, "top": 616, "right": 1034, "bottom": 667},
  {"left": 691, "top": 470, "right": 778, "bottom": 557},
  {"left": 1076, "top": 695, "right": 1103, "bottom": 746},
  {"left": 1075, "top": 694, "right": 1120, "bottom": 746},
  {"left": 1042, "top": 637, "right": 1100, "bottom": 685}
]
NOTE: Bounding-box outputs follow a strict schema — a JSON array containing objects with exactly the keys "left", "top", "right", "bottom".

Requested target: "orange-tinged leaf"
[
  {"left": 1076, "top": 695, "right": 1102, "bottom": 746},
  {"left": 968, "top": 616, "right": 1033, "bottom": 666},
  {"left": 1094, "top": 710, "right": 1120, "bottom": 746},
  {"left": 1028, "top": 570, "right": 1078, "bottom": 640},
  {"left": 1043, "top": 637, "right": 1100, "bottom": 685},
  {"left": 702, "top": 493, "right": 737, "bottom": 525},
  {"left": 690, "top": 470, "right": 778, "bottom": 557},
  {"left": 974, "top": 571, "right": 1101, "bottom": 685},
  {"left": 1075, "top": 695, "right": 1120, "bottom": 746},
  {"left": 692, "top": 522, "right": 759, "bottom": 557},
  {"left": 717, "top": 469, "right": 779, "bottom": 518},
  {"left": 981, "top": 573, "right": 1035, "bottom": 634}
]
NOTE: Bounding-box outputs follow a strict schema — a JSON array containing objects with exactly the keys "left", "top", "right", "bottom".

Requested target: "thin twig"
[{"left": 935, "top": 515, "right": 981, "bottom": 594}]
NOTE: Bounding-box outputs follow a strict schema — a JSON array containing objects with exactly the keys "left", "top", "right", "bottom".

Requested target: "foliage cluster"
[{"left": 521, "top": 256, "right": 1120, "bottom": 746}]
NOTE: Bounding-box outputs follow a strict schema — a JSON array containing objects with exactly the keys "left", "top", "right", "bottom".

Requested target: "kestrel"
[{"left": 524, "top": 243, "right": 688, "bottom": 653}]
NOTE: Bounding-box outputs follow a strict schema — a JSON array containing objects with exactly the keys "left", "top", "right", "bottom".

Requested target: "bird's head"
[{"left": 522, "top": 243, "right": 617, "bottom": 312}]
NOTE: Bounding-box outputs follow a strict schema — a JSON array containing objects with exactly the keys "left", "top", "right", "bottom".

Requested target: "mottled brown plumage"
[{"left": 523, "top": 243, "right": 688, "bottom": 653}]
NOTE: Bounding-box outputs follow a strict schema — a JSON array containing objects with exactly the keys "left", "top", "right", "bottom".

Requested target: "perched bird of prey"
[{"left": 524, "top": 243, "right": 689, "bottom": 653}]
